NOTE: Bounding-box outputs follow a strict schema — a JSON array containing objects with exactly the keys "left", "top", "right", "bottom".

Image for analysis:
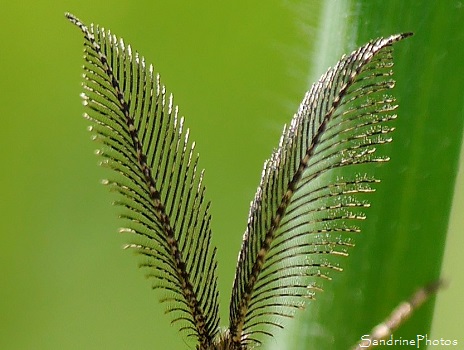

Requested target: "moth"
[{"left": 66, "top": 13, "right": 439, "bottom": 350}]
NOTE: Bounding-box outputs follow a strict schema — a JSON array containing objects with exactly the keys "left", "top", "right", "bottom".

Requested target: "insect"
[{"left": 66, "top": 13, "right": 439, "bottom": 350}]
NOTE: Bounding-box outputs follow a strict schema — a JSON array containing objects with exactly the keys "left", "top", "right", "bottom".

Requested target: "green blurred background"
[{"left": 1, "top": 1, "right": 462, "bottom": 349}]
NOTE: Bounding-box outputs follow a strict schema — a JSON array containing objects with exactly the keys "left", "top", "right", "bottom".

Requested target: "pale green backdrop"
[{"left": 0, "top": 1, "right": 462, "bottom": 349}]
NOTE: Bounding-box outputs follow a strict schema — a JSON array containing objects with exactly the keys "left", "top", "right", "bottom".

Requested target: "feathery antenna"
[
  {"left": 66, "top": 13, "right": 436, "bottom": 350},
  {"left": 66, "top": 12, "right": 220, "bottom": 349}
]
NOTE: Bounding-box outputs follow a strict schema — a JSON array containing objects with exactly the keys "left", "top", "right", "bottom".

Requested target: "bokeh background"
[{"left": 1, "top": 1, "right": 462, "bottom": 349}]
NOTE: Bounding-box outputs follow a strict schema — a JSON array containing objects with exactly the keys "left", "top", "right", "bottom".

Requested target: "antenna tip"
[{"left": 65, "top": 12, "right": 81, "bottom": 26}]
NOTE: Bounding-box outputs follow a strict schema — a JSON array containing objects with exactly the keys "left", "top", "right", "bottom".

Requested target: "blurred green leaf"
[{"left": 271, "top": 1, "right": 464, "bottom": 349}]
